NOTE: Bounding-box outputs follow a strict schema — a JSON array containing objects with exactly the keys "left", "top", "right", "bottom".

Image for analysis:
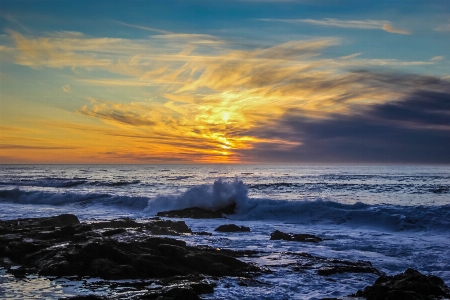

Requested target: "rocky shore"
[{"left": 1, "top": 211, "right": 449, "bottom": 300}]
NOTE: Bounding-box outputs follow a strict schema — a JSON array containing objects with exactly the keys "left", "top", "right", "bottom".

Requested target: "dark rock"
[
  {"left": 38, "top": 214, "right": 80, "bottom": 227},
  {"left": 156, "top": 203, "right": 236, "bottom": 219},
  {"left": 151, "top": 220, "right": 192, "bottom": 233},
  {"left": 144, "top": 237, "right": 187, "bottom": 248},
  {"left": 101, "top": 228, "right": 127, "bottom": 236},
  {"left": 59, "top": 295, "right": 107, "bottom": 300},
  {"left": 161, "top": 286, "right": 200, "bottom": 300},
  {"left": 90, "top": 218, "right": 142, "bottom": 230},
  {"left": 352, "top": 268, "right": 450, "bottom": 300},
  {"left": 189, "top": 282, "right": 215, "bottom": 294},
  {"left": 214, "top": 224, "right": 250, "bottom": 232},
  {"left": 270, "top": 230, "right": 323, "bottom": 243},
  {"left": 73, "top": 224, "right": 92, "bottom": 233},
  {"left": 0, "top": 214, "right": 259, "bottom": 282},
  {"left": 58, "top": 225, "right": 76, "bottom": 237},
  {"left": 89, "top": 258, "right": 138, "bottom": 279},
  {"left": 193, "top": 231, "right": 212, "bottom": 236},
  {"left": 158, "top": 244, "right": 187, "bottom": 259},
  {"left": 317, "top": 260, "right": 382, "bottom": 276}
]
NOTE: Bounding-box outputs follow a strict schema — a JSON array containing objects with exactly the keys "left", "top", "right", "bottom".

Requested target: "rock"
[
  {"left": 193, "top": 231, "right": 212, "bottom": 236},
  {"left": 158, "top": 244, "right": 187, "bottom": 259},
  {"left": 270, "top": 230, "right": 322, "bottom": 243},
  {"left": 38, "top": 214, "right": 80, "bottom": 227},
  {"left": 214, "top": 224, "right": 250, "bottom": 232},
  {"left": 90, "top": 218, "right": 142, "bottom": 230},
  {"left": 161, "top": 286, "right": 200, "bottom": 300},
  {"left": 101, "top": 228, "right": 127, "bottom": 236},
  {"left": 189, "top": 282, "right": 215, "bottom": 294},
  {"left": 0, "top": 215, "right": 260, "bottom": 281},
  {"left": 150, "top": 220, "right": 192, "bottom": 234},
  {"left": 156, "top": 203, "right": 236, "bottom": 219},
  {"left": 352, "top": 268, "right": 450, "bottom": 300},
  {"left": 317, "top": 260, "right": 382, "bottom": 276},
  {"left": 0, "top": 214, "right": 80, "bottom": 229},
  {"left": 59, "top": 295, "right": 107, "bottom": 300}
]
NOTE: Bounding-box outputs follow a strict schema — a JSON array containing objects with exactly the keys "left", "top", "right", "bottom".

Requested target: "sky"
[{"left": 0, "top": 0, "right": 449, "bottom": 164}]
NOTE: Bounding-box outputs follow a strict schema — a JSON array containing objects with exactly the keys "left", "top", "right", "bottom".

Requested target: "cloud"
[
  {"left": 261, "top": 18, "right": 411, "bottom": 34},
  {"left": 2, "top": 29, "right": 441, "bottom": 163},
  {"left": 339, "top": 53, "right": 362, "bottom": 59},
  {"left": 62, "top": 84, "right": 71, "bottom": 92},
  {"left": 237, "top": 73, "right": 450, "bottom": 163},
  {"left": 431, "top": 56, "right": 444, "bottom": 61},
  {"left": 78, "top": 100, "right": 156, "bottom": 127},
  {"left": 1, "top": 13, "right": 31, "bottom": 33},
  {"left": 0, "top": 144, "right": 78, "bottom": 150},
  {"left": 434, "top": 24, "right": 450, "bottom": 32},
  {"left": 381, "top": 23, "right": 410, "bottom": 35},
  {"left": 113, "top": 21, "right": 173, "bottom": 34}
]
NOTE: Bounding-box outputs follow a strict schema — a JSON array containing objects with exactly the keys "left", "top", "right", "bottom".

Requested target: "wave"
[
  {"left": 248, "top": 182, "right": 450, "bottom": 194},
  {"left": 0, "top": 179, "right": 449, "bottom": 232},
  {"left": 0, "top": 178, "right": 141, "bottom": 188},
  {"left": 0, "top": 188, "right": 149, "bottom": 209}
]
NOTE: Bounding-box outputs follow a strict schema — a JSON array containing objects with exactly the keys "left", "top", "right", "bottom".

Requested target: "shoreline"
[{"left": 1, "top": 213, "right": 449, "bottom": 300}]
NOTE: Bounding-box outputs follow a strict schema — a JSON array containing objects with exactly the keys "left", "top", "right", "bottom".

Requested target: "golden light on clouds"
[{"left": 0, "top": 29, "right": 443, "bottom": 163}]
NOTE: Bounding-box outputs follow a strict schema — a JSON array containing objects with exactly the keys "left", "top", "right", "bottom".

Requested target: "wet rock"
[
  {"left": 59, "top": 295, "right": 107, "bottom": 300},
  {"left": 161, "top": 286, "right": 200, "bottom": 300},
  {"left": 101, "top": 228, "right": 127, "bottom": 236},
  {"left": 150, "top": 220, "right": 192, "bottom": 234},
  {"left": 0, "top": 214, "right": 79, "bottom": 229},
  {"left": 270, "top": 230, "right": 323, "bottom": 243},
  {"left": 189, "top": 282, "right": 215, "bottom": 294},
  {"left": 317, "top": 260, "right": 382, "bottom": 276},
  {"left": 214, "top": 224, "right": 250, "bottom": 232},
  {"left": 90, "top": 218, "right": 142, "bottom": 230},
  {"left": 156, "top": 203, "right": 236, "bottom": 219},
  {"left": 192, "top": 231, "right": 212, "bottom": 236},
  {"left": 0, "top": 215, "right": 260, "bottom": 281},
  {"left": 352, "top": 268, "right": 450, "bottom": 300},
  {"left": 38, "top": 214, "right": 80, "bottom": 227},
  {"left": 158, "top": 244, "right": 187, "bottom": 259}
]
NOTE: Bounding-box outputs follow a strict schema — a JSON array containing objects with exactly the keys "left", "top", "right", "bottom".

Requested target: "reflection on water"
[
  {"left": 0, "top": 268, "right": 68, "bottom": 299},
  {"left": 0, "top": 268, "right": 161, "bottom": 299}
]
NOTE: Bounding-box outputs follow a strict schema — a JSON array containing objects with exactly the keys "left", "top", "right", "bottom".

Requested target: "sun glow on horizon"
[{"left": 1, "top": 2, "right": 449, "bottom": 164}]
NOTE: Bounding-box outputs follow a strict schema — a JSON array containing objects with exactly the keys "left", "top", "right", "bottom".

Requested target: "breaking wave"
[{"left": 0, "top": 179, "right": 449, "bottom": 232}]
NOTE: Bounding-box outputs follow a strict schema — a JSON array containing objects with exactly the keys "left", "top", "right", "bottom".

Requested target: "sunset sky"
[{"left": 0, "top": 0, "right": 449, "bottom": 164}]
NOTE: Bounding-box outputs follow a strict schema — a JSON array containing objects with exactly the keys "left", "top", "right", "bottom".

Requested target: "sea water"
[{"left": 0, "top": 164, "right": 449, "bottom": 299}]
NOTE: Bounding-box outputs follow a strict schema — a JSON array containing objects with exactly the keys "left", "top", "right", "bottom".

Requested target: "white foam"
[
  {"left": 1, "top": 179, "right": 449, "bottom": 232},
  {"left": 145, "top": 178, "right": 248, "bottom": 212}
]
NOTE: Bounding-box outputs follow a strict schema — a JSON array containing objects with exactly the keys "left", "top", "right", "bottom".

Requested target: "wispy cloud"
[
  {"left": 2, "top": 28, "right": 436, "bottom": 162},
  {"left": 381, "top": 23, "right": 410, "bottom": 35},
  {"left": 78, "top": 99, "right": 156, "bottom": 127},
  {"left": 114, "top": 20, "right": 173, "bottom": 34},
  {"left": 431, "top": 56, "right": 444, "bottom": 61},
  {"left": 260, "top": 18, "right": 411, "bottom": 34},
  {"left": 434, "top": 23, "right": 450, "bottom": 32}
]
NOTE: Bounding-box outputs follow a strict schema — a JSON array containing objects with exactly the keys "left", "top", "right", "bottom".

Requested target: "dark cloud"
[{"left": 239, "top": 75, "right": 450, "bottom": 163}]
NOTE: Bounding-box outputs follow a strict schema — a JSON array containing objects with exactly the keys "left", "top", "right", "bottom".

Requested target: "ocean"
[{"left": 0, "top": 164, "right": 449, "bottom": 299}]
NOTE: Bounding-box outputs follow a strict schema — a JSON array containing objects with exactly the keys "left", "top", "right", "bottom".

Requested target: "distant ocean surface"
[{"left": 0, "top": 164, "right": 449, "bottom": 299}]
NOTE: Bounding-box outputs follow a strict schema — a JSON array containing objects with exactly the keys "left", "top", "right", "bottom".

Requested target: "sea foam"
[{"left": 1, "top": 179, "right": 449, "bottom": 232}]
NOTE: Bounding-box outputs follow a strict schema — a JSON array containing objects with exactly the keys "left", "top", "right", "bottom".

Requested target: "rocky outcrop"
[
  {"left": 317, "top": 259, "right": 382, "bottom": 276},
  {"left": 214, "top": 224, "right": 250, "bottom": 232},
  {"left": 352, "top": 268, "right": 450, "bottom": 300},
  {"left": 0, "top": 214, "right": 261, "bottom": 296},
  {"left": 270, "top": 230, "right": 323, "bottom": 243},
  {"left": 156, "top": 203, "right": 236, "bottom": 219}
]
